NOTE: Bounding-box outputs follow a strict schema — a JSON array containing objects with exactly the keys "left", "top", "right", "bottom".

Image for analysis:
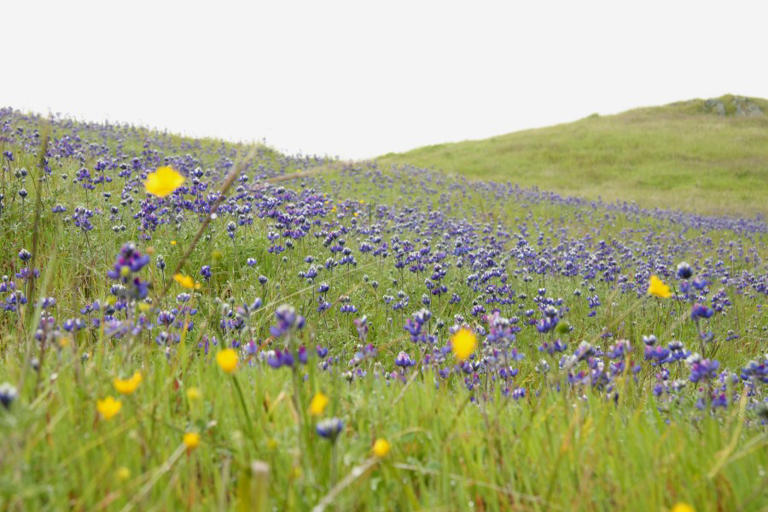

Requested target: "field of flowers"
[{"left": 0, "top": 107, "right": 767, "bottom": 511}]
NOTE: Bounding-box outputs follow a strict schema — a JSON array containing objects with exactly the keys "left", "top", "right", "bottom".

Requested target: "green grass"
[
  {"left": 378, "top": 95, "right": 768, "bottom": 216},
  {"left": 1, "top": 109, "right": 767, "bottom": 511}
]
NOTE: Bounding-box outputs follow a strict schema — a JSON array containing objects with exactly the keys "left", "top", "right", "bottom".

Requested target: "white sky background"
[{"left": 4, "top": 0, "right": 767, "bottom": 159}]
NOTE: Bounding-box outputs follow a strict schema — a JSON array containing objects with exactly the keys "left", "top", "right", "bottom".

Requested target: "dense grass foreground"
[{"left": 1, "top": 108, "right": 768, "bottom": 511}]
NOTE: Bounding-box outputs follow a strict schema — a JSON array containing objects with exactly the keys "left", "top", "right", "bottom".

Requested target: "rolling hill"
[{"left": 378, "top": 95, "right": 768, "bottom": 216}]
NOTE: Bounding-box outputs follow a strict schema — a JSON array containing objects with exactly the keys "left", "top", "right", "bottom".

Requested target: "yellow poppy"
[
  {"left": 183, "top": 431, "right": 201, "bottom": 450},
  {"left": 373, "top": 438, "right": 391, "bottom": 457},
  {"left": 113, "top": 371, "right": 142, "bottom": 395},
  {"left": 216, "top": 349, "right": 238, "bottom": 374},
  {"left": 451, "top": 328, "right": 477, "bottom": 362},
  {"left": 97, "top": 396, "right": 122, "bottom": 420},
  {"left": 173, "top": 273, "right": 199, "bottom": 290},
  {"left": 648, "top": 275, "right": 672, "bottom": 298},
  {"left": 308, "top": 392, "right": 329, "bottom": 416},
  {"left": 144, "top": 166, "right": 185, "bottom": 198}
]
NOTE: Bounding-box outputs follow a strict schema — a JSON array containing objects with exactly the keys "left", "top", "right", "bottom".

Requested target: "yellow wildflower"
[
  {"left": 308, "top": 392, "right": 329, "bottom": 416},
  {"left": 97, "top": 396, "right": 122, "bottom": 420},
  {"left": 372, "top": 438, "right": 391, "bottom": 458},
  {"left": 113, "top": 371, "right": 142, "bottom": 395},
  {"left": 144, "top": 166, "right": 185, "bottom": 198},
  {"left": 170, "top": 240, "right": 177, "bottom": 246},
  {"left": 670, "top": 504, "right": 695, "bottom": 512},
  {"left": 173, "top": 273, "right": 199, "bottom": 290},
  {"left": 451, "top": 328, "right": 477, "bottom": 362},
  {"left": 648, "top": 274, "right": 672, "bottom": 298},
  {"left": 183, "top": 431, "right": 201, "bottom": 450},
  {"left": 116, "top": 466, "right": 131, "bottom": 481},
  {"left": 186, "top": 387, "right": 202, "bottom": 401},
  {"left": 216, "top": 348, "right": 238, "bottom": 374}
]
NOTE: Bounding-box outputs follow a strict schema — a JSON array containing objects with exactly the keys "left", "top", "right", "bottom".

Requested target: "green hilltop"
[{"left": 378, "top": 95, "right": 768, "bottom": 216}]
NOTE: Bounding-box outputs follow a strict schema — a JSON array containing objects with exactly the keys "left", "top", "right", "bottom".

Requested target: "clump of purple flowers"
[
  {"left": 106, "top": 243, "right": 150, "bottom": 300},
  {"left": 269, "top": 304, "right": 305, "bottom": 338}
]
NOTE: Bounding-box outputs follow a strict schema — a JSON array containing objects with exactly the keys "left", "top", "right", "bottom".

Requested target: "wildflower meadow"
[{"left": 1, "top": 107, "right": 767, "bottom": 511}]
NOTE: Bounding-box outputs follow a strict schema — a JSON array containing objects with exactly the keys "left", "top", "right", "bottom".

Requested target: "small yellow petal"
[
  {"left": 145, "top": 166, "right": 185, "bottom": 198},
  {"left": 173, "top": 273, "right": 196, "bottom": 290},
  {"left": 116, "top": 466, "right": 131, "bottom": 481},
  {"left": 113, "top": 371, "right": 142, "bottom": 395},
  {"left": 216, "top": 349, "right": 238, "bottom": 374},
  {"left": 648, "top": 275, "right": 672, "bottom": 298},
  {"left": 97, "top": 396, "right": 122, "bottom": 420},
  {"left": 451, "top": 328, "right": 477, "bottom": 362},
  {"left": 308, "top": 392, "right": 329, "bottom": 416},
  {"left": 183, "top": 431, "right": 200, "bottom": 449},
  {"left": 373, "top": 438, "right": 391, "bottom": 457}
]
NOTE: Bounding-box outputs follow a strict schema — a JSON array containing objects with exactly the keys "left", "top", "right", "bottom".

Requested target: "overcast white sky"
[{"left": 4, "top": 0, "right": 767, "bottom": 159}]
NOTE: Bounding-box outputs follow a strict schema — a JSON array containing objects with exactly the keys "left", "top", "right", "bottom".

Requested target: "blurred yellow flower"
[
  {"left": 116, "top": 466, "right": 131, "bottom": 481},
  {"left": 144, "top": 166, "right": 185, "bottom": 198},
  {"left": 97, "top": 396, "right": 122, "bottom": 420},
  {"left": 173, "top": 273, "right": 200, "bottom": 290},
  {"left": 216, "top": 348, "right": 238, "bottom": 374},
  {"left": 170, "top": 240, "right": 177, "bottom": 246},
  {"left": 671, "top": 504, "right": 695, "bottom": 512},
  {"left": 308, "top": 392, "right": 329, "bottom": 416},
  {"left": 373, "top": 438, "right": 391, "bottom": 457},
  {"left": 183, "top": 431, "right": 200, "bottom": 450},
  {"left": 451, "top": 328, "right": 477, "bottom": 362},
  {"left": 648, "top": 274, "right": 672, "bottom": 298},
  {"left": 186, "top": 387, "right": 202, "bottom": 401},
  {"left": 113, "top": 371, "right": 142, "bottom": 395}
]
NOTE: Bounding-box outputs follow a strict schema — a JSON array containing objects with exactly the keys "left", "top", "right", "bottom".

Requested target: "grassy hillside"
[
  {"left": 378, "top": 95, "right": 768, "bottom": 216},
  {"left": 2, "top": 108, "right": 768, "bottom": 510}
]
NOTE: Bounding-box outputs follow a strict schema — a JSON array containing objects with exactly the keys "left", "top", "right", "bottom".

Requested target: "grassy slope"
[
  {"left": 378, "top": 95, "right": 768, "bottom": 216},
  {"left": 1, "top": 110, "right": 768, "bottom": 511}
]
